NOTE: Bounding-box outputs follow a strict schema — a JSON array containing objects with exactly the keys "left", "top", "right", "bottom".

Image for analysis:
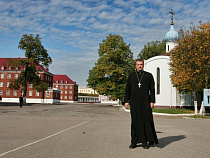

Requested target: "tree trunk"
[
  {"left": 193, "top": 79, "right": 197, "bottom": 115},
  {"left": 23, "top": 64, "right": 29, "bottom": 103},
  {"left": 205, "top": 71, "right": 209, "bottom": 88}
]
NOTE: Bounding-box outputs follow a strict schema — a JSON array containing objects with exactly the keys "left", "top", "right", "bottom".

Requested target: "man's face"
[{"left": 136, "top": 61, "right": 144, "bottom": 71}]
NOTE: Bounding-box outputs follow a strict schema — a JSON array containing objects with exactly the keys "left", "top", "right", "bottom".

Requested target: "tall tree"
[
  {"left": 170, "top": 21, "right": 210, "bottom": 112},
  {"left": 137, "top": 40, "right": 166, "bottom": 60},
  {"left": 8, "top": 34, "right": 52, "bottom": 102},
  {"left": 87, "top": 34, "right": 135, "bottom": 102}
]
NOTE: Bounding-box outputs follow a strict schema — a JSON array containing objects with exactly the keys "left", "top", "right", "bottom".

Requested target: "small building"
[
  {"left": 78, "top": 86, "right": 98, "bottom": 95},
  {"left": 144, "top": 11, "right": 194, "bottom": 108},
  {"left": 53, "top": 75, "right": 78, "bottom": 103},
  {"left": 0, "top": 58, "right": 60, "bottom": 104}
]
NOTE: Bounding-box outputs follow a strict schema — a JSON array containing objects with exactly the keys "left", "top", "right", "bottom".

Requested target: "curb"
[{"left": 121, "top": 105, "right": 195, "bottom": 116}]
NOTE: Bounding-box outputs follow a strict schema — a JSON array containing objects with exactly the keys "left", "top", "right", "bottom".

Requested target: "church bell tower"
[{"left": 165, "top": 9, "right": 179, "bottom": 53}]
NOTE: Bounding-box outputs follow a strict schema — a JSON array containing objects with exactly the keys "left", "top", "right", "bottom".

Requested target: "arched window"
[{"left": 157, "top": 67, "right": 160, "bottom": 94}]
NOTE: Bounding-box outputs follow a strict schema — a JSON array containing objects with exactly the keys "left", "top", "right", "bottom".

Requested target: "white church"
[{"left": 144, "top": 10, "right": 193, "bottom": 108}]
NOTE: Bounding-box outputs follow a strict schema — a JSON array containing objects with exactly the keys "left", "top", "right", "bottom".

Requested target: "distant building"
[
  {"left": 78, "top": 86, "right": 98, "bottom": 95},
  {"left": 78, "top": 86, "right": 98, "bottom": 103},
  {"left": 53, "top": 75, "right": 78, "bottom": 103},
  {"left": 0, "top": 58, "right": 60, "bottom": 103}
]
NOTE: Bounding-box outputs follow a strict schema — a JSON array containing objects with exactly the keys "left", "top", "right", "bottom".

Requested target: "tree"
[
  {"left": 87, "top": 34, "right": 135, "bottom": 102},
  {"left": 137, "top": 40, "right": 166, "bottom": 60},
  {"left": 170, "top": 21, "right": 210, "bottom": 113},
  {"left": 8, "top": 34, "right": 52, "bottom": 102}
]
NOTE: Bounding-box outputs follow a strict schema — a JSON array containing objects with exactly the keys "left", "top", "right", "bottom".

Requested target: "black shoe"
[
  {"left": 142, "top": 143, "right": 149, "bottom": 149},
  {"left": 148, "top": 141, "right": 154, "bottom": 145},
  {"left": 129, "top": 144, "right": 137, "bottom": 149}
]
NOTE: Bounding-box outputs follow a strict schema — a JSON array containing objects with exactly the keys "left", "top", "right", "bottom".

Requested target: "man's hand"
[
  {"left": 150, "top": 102, "right": 154, "bottom": 109},
  {"left": 125, "top": 103, "right": 130, "bottom": 109}
]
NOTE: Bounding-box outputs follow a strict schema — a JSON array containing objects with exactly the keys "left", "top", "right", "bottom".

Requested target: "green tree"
[
  {"left": 170, "top": 22, "right": 210, "bottom": 113},
  {"left": 87, "top": 34, "right": 135, "bottom": 102},
  {"left": 137, "top": 40, "right": 166, "bottom": 60},
  {"left": 8, "top": 34, "right": 52, "bottom": 102}
]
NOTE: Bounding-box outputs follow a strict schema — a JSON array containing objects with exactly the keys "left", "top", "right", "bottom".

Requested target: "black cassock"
[{"left": 125, "top": 70, "right": 158, "bottom": 145}]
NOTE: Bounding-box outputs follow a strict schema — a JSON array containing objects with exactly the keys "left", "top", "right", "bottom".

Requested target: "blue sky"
[{"left": 0, "top": 0, "right": 209, "bottom": 86}]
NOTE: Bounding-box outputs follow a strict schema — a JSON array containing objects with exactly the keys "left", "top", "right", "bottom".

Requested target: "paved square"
[{"left": 0, "top": 103, "right": 210, "bottom": 158}]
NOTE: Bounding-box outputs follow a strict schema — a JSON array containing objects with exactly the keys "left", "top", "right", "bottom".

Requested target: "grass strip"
[{"left": 152, "top": 108, "right": 194, "bottom": 114}]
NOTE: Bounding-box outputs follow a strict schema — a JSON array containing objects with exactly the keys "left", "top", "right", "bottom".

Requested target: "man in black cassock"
[{"left": 125, "top": 59, "right": 158, "bottom": 149}]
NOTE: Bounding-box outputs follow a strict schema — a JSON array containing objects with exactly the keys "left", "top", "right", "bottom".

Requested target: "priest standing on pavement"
[{"left": 124, "top": 59, "right": 159, "bottom": 149}]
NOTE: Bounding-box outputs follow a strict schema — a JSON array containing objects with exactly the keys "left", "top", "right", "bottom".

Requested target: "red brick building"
[
  {"left": 53, "top": 75, "right": 78, "bottom": 103},
  {"left": 0, "top": 58, "right": 60, "bottom": 103}
]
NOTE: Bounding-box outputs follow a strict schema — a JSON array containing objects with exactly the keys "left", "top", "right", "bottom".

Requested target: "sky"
[{"left": 0, "top": 0, "right": 209, "bottom": 86}]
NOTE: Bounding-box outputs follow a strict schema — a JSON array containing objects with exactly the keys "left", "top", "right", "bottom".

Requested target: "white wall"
[
  {"left": 1, "top": 98, "right": 60, "bottom": 104},
  {"left": 144, "top": 56, "right": 181, "bottom": 107}
]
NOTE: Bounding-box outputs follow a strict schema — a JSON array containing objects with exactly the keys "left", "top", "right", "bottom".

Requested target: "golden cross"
[{"left": 169, "top": 9, "right": 175, "bottom": 25}]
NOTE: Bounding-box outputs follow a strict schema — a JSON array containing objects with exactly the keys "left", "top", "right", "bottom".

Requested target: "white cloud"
[{"left": 0, "top": 0, "right": 209, "bottom": 86}]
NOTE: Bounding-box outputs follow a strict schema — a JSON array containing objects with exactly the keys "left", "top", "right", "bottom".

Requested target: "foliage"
[
  {"left": 137, "top": 40, "right": 166, "bottom": 60},
  {"left": 78, "top": 93, "right": 98, "bottom": 97},
  {"left": 8, "top": 34, "right": 52, "bottom": 98},
  {"left": 87, "top": 34, "right": 135, "bottom": 101},
  {"left": 170, "top": 22, "right": 210, "bottom": 100}
]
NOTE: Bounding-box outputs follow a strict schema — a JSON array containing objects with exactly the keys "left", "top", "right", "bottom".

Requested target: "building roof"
[
  {"left": 0, "top": 58, "right": 49, "bottom": 72},
  {"left": 158, "top": 52, "right": 171, "bottom": 56},
  {"left": 53, "top": 75, "right": 76, "bottom": 84}
]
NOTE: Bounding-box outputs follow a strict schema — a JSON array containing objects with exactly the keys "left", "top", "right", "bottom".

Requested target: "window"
[
  {"left": 0, "top": 82, "right": 3, "bottom": 87},
  {"left": 6, "top": 90, "right": 10, "bottom": 96},
  {"left": 60, "top": 85, "right": 63, "bottom": 89},
  {"left": 36, "top": 91, "right": 39, "bottom": 96},
  {"left": 70, "top": 86, "right": 72, "bottom": 89},
  {"left": 168, "top": 45, "right": 169, "bottom": 52},
  {"left": 13, "top": 90, "right": 17, "bottom": 96},
  {"left": 65, "top": 90, "right": 67, "bottom": 94},
  {"left": 69, "top": 91, "right": 72, "bottom": 94},
  {"left": 1, "top": 74, "right": 4, "bottom": 79},
  {"left": 46, "top": 91, "right": 50, "bottom": 97},
  {"left": 0, "top": 90, "right": 3, "bottom": 95},
  {"left": 7, "top": 82, "right": 10, "bottom": 87},
  {"left": 7, "top": 74, "right": 11, "bottom": 79},
  {"left": 37, "top": 74, "right": 41, "bottom": 78},
  {"left": 61, "top": 90, "right": 63, "bottom": 94},
  {"left": 69, "top": 96, "right": 72, "bottom": 99},
  {"left": 29, "top": 91, "right": 33, "bottom": 96},
  {"left": 15, "top": 74, "right": 18, "bottom": 79},
  {"left": 56, "top": 85, "right": 58, "bottom": 88},
  {"left": 65, "top": 85, "right": 68, "bottom": 89},
  {"left": 60, "top": 96, "right": 63, "bottom": 99},
  {"left": 157, "top": 67, "right": 160, "bottom": 94},
  {"left": 64, "top": 96, "right": 67, "bottom": 99}
]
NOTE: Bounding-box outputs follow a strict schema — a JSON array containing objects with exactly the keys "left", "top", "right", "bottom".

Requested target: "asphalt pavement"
[{"left": 0, "top": 102, "right": 210, "bottom": 158}]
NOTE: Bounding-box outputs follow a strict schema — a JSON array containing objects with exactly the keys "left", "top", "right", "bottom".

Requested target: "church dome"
[{"left": 165, "top": 25, "right": 179, "bottom": 42}]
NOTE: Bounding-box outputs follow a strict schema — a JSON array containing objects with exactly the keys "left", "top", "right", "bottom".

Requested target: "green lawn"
[{"left": 152, "top": 108, "right": 194, "bottom": 114}]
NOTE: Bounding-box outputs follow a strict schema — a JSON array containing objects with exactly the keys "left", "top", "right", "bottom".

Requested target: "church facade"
[{"left": 144, "top": 11, "right": 193, "bottom": 108}]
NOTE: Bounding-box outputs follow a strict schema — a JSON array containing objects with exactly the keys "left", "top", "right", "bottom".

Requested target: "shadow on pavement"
[{"left": 156, "top": 135, "right": 186, "bottom": 148}]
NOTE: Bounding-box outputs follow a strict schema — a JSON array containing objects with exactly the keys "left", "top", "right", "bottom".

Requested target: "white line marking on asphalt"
[{"left": 0, "top": 120, "right": 89, "bottom": 157}]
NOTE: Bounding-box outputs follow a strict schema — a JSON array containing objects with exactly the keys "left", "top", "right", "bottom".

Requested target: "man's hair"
[{"left": 136, "top": 58, "right": 144, "bottom": 64}]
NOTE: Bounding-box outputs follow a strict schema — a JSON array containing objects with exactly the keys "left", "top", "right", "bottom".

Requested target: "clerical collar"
[{"left": 137, "top": 70, "right": 144, "bottom": 74}]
